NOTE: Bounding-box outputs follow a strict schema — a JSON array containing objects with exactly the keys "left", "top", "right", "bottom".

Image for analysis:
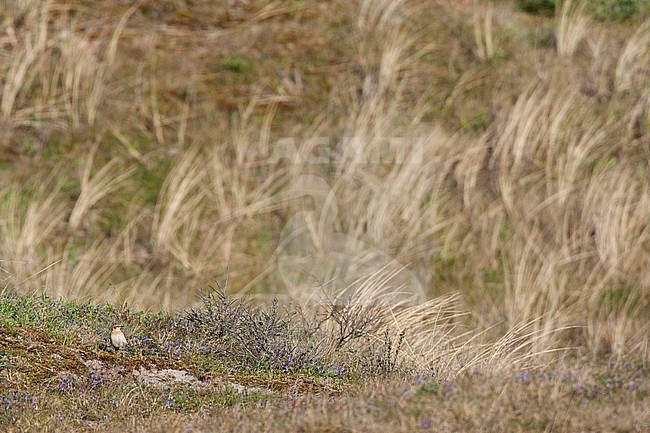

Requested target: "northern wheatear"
[{"left": 110, "top": 325, "right": 128, "bottom": 350}]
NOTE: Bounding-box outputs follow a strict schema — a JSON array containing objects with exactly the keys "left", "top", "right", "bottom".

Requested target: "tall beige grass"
[
  {"left": 0, "top": 0, "right": 648, "bottom": 374},
  {"left": 615, "top": 18, "right": 650, "bottom": 91},
  {"left": 473, "top": 0, "right": 496, "bottom": 62},
  {"left": 0, "top": 1, "right": 111, "bottom": 128},
  {"left": 556, "top": 0, "right": 590, "bottom": 57}
]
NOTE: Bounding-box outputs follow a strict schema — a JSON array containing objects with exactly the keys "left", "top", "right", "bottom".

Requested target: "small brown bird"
[{"left": 110, "top": 325, "right": 128, "bottom": 350}]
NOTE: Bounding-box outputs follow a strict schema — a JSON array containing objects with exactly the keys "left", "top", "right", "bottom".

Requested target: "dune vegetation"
[{"left": 0, "top": 0, "right": 649, "bottom": 431}]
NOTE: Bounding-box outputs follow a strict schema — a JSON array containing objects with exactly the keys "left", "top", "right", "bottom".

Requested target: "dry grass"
[
  {"left": 122, "top": 362, "right": 649, "bottom": 433},
  {"left": 615, "top": 18, "right": 650, "bottom": 91},
  {"left": 473, "top": 0, "right": 497, "bottom": 62},
  {"left": 0, "top": 0, "right": 649, "bottom": 409},
  {"left": 556, "top": 0, "right": 590, "bottom": 57},
  {"left": 1, "top": 290, "right": 647, "bottom": 432}
]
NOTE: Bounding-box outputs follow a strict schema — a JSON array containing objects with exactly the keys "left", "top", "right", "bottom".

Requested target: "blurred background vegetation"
[{"left": 0, "top": 0, "right": 649, "bottom": 361}]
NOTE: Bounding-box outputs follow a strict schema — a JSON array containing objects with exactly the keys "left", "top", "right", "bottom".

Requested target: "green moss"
[
  {"left": 588, "top": 0, "right": 643, "bottom": 22},
  {"left": 517, "top": 0, "right": 556, "bottom": 16},
  {"left": 483, "top": 269, "right": 500, "bottom": 283},
  {"left": 134, "top": 158, "right": 173, "bottom": 205},
  {"left": 461, "top": 113, "right": 492, "bottom": 132},
  {"left": 597, "top": 285, "right": 639, "bottom": 313},
  {"left": 517, "top": 0, "right": 647, "bottom": 21},
  {"left": 222, "top": 55, "right": 250, "bottom": 74},
  {"left": 421, "top": 54, "right": 436, "bottom": 63}
]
